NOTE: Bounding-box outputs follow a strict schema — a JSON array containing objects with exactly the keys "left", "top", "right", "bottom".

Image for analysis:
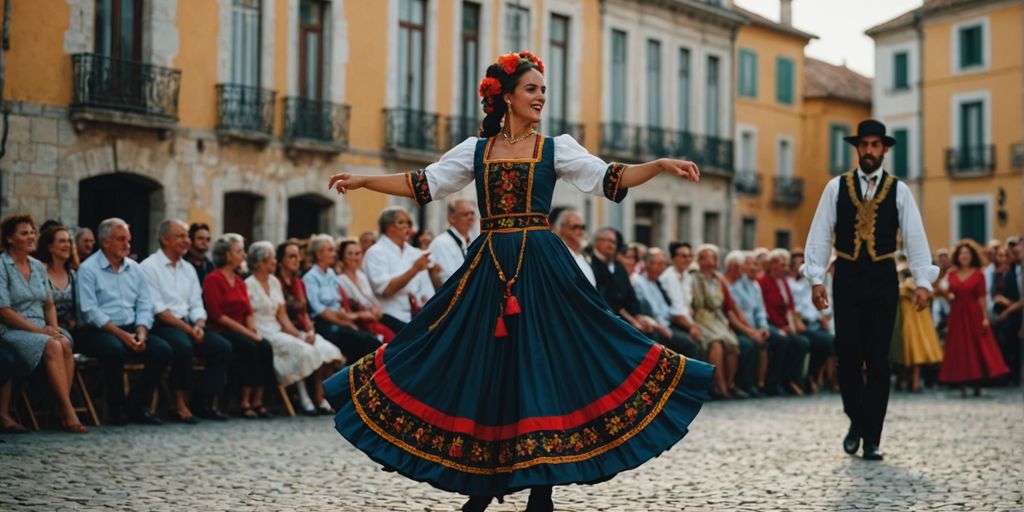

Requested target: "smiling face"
[
  {"left": 342, "top": 242, "right": 363, "bottom": 271},
  {"left": 50, "top": 229, "right": 73, "bottom": 262},
  {"left": 504, "top": 68, "right": 546, "bottom": 126},
  {"left": 7, "top": 222, "right": 37, "bottom": 254}
]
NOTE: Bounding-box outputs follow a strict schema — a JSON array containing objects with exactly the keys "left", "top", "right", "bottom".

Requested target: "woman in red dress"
[{"left": 938, "top": 241, "right": 1009, "bottom": 396}]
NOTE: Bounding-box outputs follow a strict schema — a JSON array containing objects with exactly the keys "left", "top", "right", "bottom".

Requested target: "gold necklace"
[{"left": 503, "top": 127, "right": 536, "bottom": 145}]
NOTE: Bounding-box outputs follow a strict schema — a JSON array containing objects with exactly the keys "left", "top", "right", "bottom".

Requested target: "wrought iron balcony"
[
  {"left": 599, "top": 123, "right": 733, "bottom": 173},
  {"left": 945, "top": 145, "right": 995, "bottom": 177},
  {"left": 600, "top": 122, "right": 644, "bottom": 161},
  {"left": 385, "top": 108, "right": 443, "bottom": 155},
  {"left": 1011, "top": 143, "right": 1023, "bottom": 170},
  {"left": 700, "top": 136, "right": 734, "bottom": 173},
  {"left": 772, "top": 176, "right": 804, "bottom": 207},
  {"left": 734, "top": 171, "right": 761, "bottom": 195},
  {"left": 446, "top": 115, "right": 482, "bottom": 149},
  {"left": 282, "top": 97, "right": 350, "bottom": 152},
  {"left": 543, "top": 118, "right": 585, "bottom": 144},
  {"left": 216, "top": 84, "right": 275, "bottom": 141},
  {"left": 70, "top": 53, "right": 181, "bottom": 133}
]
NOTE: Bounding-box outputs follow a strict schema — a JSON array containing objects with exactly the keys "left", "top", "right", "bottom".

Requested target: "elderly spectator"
[
  {"left": 0, "top": 215, "right": 83, "bottom": 433},
  {"left": 428, "top": 199, "right": 477, "bottom": 284},
  {"left": 627, "top": 242, "right": 648, "bottom": 282},
  {"left": 590, "top": 227, "right": 648, "bottom": 329},
  {"left": 412, "top": 230, "right": 434, "bottom": 251},
  {"left": 990, "top": 243, "right": 1022, "bottom": 385},
  {"left": 632, "top": 249, "right": 701, "bottom": 359},
  {"left": 752, "top": 247, "right": 770, "bottom": 279},
  {"left": 659, "top": 242, "right": 706, "bottom": 352},
  {"left": 203, "top": 234, "right": 276, "bottom": 419},
  {"left": 185, "top": 223, "right": 215, "bottom": 285},
  {"left": 34, "top": 224, "right": 79, "bottom": 332},
  {"left": 358, "top": 231, "right": 378, "bottom": 255},
  {"left": 338, "top": 240, "right": 395, "bottom": 343},
  {"left": 787, "top": 251, "right": 836, "bottom": 392},
  {"left": 75, "top": 227, "right": 95, "bottom": 261},
  {"left": 555, "top": 210, "right": 596, "bottom": 287},
  {"left": 246, "top": 242, "right": 343, "bottom": 415},
  {"left": 304, "top": 234, "right": 382, "bottom": 361},
  {"left": 140, "top": 220, "right": 233, "bottom": 423},
  {"left": 363, "top": 207, "right": 439, "bottom": 332},
  {"left": 758, "top": 248, "right": 811, "bottom": 395},
  {"left": 689, "top": 244, "right": 746, "bottom": 399},
  {"left": 77, "top": 218, "right": 171, "bottom": 425},
  {"left": 726, "top": 251, "right": 792, "bottom": 397}
]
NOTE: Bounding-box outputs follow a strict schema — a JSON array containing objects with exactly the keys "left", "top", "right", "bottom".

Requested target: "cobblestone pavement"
[{"left": 2, "top": 388, "right": 1021, "bottom": 511}]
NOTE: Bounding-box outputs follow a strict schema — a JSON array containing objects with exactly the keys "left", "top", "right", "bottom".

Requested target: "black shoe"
[
  {"left": 196, "top": 407, "right": 230, "bottom": 421},
  {"left": 526, "top": 486, "right": 554, "bottom": 512},
  {"left": 730, "top": 387, "right": 750, "bottom": 399},
  {"left": 173, "top": 412, "right": 198, "bottom": 425},
  {"left": 128, "top": 409, "right": 164, "bottom": 426},
  {"left": 862, "top": 443, "right": 884, "bottom": 460},
  {"left": 743, "top": 386, "right": 763, "bottom": 398},
  {"left": 254, "top": 406, "right": 274, "bottom": 419},
  {"left": 843, "top": 426, "right": 860, "bottom": 455},
  {"left": 461, "top": 495, "right": 492, "bottom": 512},
  {"left": 108, "top": 409, "right": 130, "bottom": 426}
]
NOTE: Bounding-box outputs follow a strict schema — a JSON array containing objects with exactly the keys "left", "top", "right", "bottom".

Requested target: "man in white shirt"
[
  {"left": 428, "top": 198, "right": 477, "bottom": 284},
  {"left": 634, "top": 249, "right": 701, "bottom": 359},
  {"left": 802, "top": 120, "right": 937, "bottom": 461},
  {"left": 554, "top": 210, "right": 596, "bottom": 287},
  {"left": 659, "top": 242, "right": 704, "bottom": 348},
  {"left": 140, "top": 219, "right": 232, "bottom": 422},
  {"left": 787, "top": 250, "right": 834, "bottom": 393},
  {"left": 364, "top": 206, "right": 439, "bottom": 332}
]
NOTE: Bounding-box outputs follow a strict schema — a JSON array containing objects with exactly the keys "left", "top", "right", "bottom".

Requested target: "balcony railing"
[
  {"left": 543, "top": 118, "right": 585, "bottom": 144},
  {"left": 734, "top": 171, "right": 761, "bottom": 195},
  {"left": 599, "top": 123, "right": 733, "bottom": 173},
  {"left": 945, "top": 145, "right": 995, "bottom": 177},
  {"left": 385, "top": 108, "right": 443, "bottom": 155},
  {"left": 1011, "top": 143, "right": 1023, "bottom": 170},
  {"left": 772, "top": 176, "right": 804, "bottom": 207},
  {"left": 446, "top": 115, "right": 481, "bottom": 149},
  {"left": 70, "top": 53, "right": 181, "bottom": 128},
  {"left": 216, "top": 84, "right": 275, "bottom": 139},
  {"left": 282, "top": 97, "right": 350, "bottom": 151}
]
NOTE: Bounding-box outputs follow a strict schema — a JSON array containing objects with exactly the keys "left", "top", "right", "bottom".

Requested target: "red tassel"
[
  {"left": 504, "top": 294, "right": 522, "bottom": 316},
  {"left": 494, "top": 316, "right": 508, "bottom": 338}
]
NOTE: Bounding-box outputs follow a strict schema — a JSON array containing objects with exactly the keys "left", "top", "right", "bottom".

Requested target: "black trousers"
[
  {"left": 769, "top": 327, "right": 810, "bottom": 385},
  {"left": 0, "top": 344, "right": 17, "bottom": 388},
  {"left": 75, "top": 327, "right": 172, "bottom": 412},
  {"left": 763, "top": 328, "right": 790, "bottom": 389},
  {"left": 993, "top": 313, "right": 1022, "bottom": 385},
  {"left": 380, "top": 314, "right": 408, "bottom": 334},
  {"left": 654, "top": 327, "right": 701, "bottom": 360},
  {"left": 314, "top": 319, "right": 382, "bottom": 363},
  {"left": 833, "top": 258, "right": 898, "bottom": 446},
  {"left": 151, "top": 323, "right": 233, "bottom": 397},
  {"left": 736, "top": 334, "right": 758, "bottom": 390},
  {"left": 803, "top": 326, "right": 835, "bottom": 382},
  {"left": 218, "top": 331, "right": 277, "bottom": 388}
]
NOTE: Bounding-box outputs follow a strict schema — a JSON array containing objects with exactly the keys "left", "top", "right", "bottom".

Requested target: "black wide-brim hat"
[{"left": 844, "top": 119, "right": 896, "bottom": 147}]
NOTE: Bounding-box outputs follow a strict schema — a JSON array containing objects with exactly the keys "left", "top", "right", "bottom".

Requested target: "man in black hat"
[{"left": 802, "top": 119, "right": 938, "bottom": 460}]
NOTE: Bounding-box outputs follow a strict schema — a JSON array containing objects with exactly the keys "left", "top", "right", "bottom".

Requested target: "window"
[
  {"left": 829, "top": 124, "right": 850, "bottom": 174},
  {"left": 459, "top": 2, "right": 481, "bottom": 117},
  {"left": 702, "top": 211, "right": 721, "bottom": 246},
  {"left": 739, "top": 130, "right": 755, "bottom": 173},
  {"left": 231, "top": 0, "right": 261, "bottom": 87},
  {"left": 892, "top": 128, "right": 909, "bottom": 178},
  {"left": 738, "top": 49, "right": 757, "bottom": 98},
  {"left": 741, "top": 217, "right": 756, "bottom": 250},
  {"left": 959, "top": 25, "right": 983, "bottom": 69},
  {"left": 893, "top": 51, "right": 908, "bottom": 91},
  {"left": 299, "top": 0, "right": 325, "bottom": 99},
  {"left": 398, "top": 0, "right": 427, "bottom": 109},
  {"left": 776, "top": 56, "right": 794, "bottom": 105},
  {"left": 95, "top": 0, "right": 143, "bottom": 61},
  {"left": 646, "top": 39, "right": 662, "bottom": 127},
  {"left": 960, "top": 101, "right": 984, "bottom": 151},
  {"left": 957, "top": 202, "right": 988, "bottom": 243},
  {"left": 505, "top": 4, "right": 530, "bottom": 51},
  {"left": 677, "top": 48, "right": 691, "bottom": 131},
  {"left": 676, "top": 206, "right": 691, "bottom": 242},
  {"left": 634, "top": 202, "right": 663, "bottom": 247},
  {"left": 777, "top": 137, "right": 793, "bottom": 177},
  {"left": 548, "top": 14, "right": 569, "bottom": 123},
  {"left": 610, "top": 30, "right": 627, "bottom": 124},
  {"left": 706, "top": 55, "right": 720, "bottom": 137},
  {"left": 774, "top": 229, "right": 791, "bottom": 251}
]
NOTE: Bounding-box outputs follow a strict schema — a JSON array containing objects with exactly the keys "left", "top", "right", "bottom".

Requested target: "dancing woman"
[{"left": 324, "top": 51, "right": 713, "bottom": 511}]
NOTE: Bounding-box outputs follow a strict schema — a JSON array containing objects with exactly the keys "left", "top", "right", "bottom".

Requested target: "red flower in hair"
[
  {"left": 518, "top": 51, "right": 544, "bottom": 74},
  {"left": 498, "top": 53, "right": 521, "bottom": 75},
  {"left": 478, "top": 77, "right": 502, "bottom": 98}
]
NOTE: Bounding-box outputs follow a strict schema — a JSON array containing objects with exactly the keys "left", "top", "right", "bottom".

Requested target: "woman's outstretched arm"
[
  {"left": 328, "top": 172, "right": 413, "bottom": 198},
  {"left": 618, "top": 158, "right": 700, "bottom": 189}
]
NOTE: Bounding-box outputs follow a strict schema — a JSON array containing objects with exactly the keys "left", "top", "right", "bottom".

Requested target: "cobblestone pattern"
[{"left": 2, "top": 389, "right": 1021, "bottom": 511}]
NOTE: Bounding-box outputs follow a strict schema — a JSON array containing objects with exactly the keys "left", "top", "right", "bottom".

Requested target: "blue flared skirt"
[{"left": 324, "top": 228, "right": 713, "bottom": 497}]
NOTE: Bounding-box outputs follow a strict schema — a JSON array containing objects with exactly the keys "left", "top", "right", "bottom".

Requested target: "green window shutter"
[
  {"left": 894, "top": 52, "right": 908, "bottom": 90},
  {"left": 776, "top": 57, "right": 793, "bottom": 105},
  {"left": 960, "top": 26, "right": 983, "bottom": 68},
  {"left": 958, "top": 203, "right": 986, "bottom": 243},
  {"left": 892, "top": 129, "right": 909, "bottom": 178},
  {"left": 739, "top": 49, "right": 757, "bottom": 98},
  {"left": 829, "top": 124, "right": 850, "bottom": 174}
]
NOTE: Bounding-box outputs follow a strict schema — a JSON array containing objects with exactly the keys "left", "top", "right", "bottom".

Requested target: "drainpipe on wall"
[
  {"left": 725, "top": 23, "right": 739, "bottom": 251},
  {"left": 0, "top": 0, "right": 11, "bottom": 161},
  {"left": 914, "top": 14, "right": 925, "bottom": 220}
]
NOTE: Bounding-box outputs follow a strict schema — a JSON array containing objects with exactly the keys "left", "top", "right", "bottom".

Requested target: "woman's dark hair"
[
  {"left": 479, "top": 60, "right": 543, "bottom": 138},
  {"left": 34, "top": 224, "right": 80, "bottom": 271},
  {"left": 337, "top": 239, "right": 360, "bottom": 272},
  {"left": 412, "top": 230, "right": 433, "bottom": 250},
  {"left": 275, "top": 239, "right": 301, "bottom": 277},
  {"left": 1, "top": 214, "right": 35, "bottom": 250},
  {"left": 953, "top": 241, "right": 984, "bottom": 269}
]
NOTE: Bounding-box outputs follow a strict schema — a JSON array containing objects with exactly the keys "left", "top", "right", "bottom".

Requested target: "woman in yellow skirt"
[{"left": 895, "top": 264, "right": 944, "bottom": 392}]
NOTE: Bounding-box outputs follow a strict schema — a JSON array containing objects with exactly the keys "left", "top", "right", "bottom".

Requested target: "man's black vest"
[{"left": 834, "top": 170, "right": 899, "bottom": 262}]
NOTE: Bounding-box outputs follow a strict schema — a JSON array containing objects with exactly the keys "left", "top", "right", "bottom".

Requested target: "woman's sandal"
[
  {"left": 1, "top": 420, "right": 28, "bottom": 434},
  {"left": 61, "top": 420, "right": 87, "bottom": 434},
  {"left": 252, "top": 404, "right": 273, "bottom": 419},
  {"left": 240, "top": 406, "right": 258, "bottom": 419}
]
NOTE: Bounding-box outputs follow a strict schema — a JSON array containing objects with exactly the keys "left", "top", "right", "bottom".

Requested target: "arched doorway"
[
  {"left": 79, "top": 173, "right": 164, "bottom": 258},
  {"left": 223, "top": 192, "right": 265, "bottom": 244},
  {"left": 287, "top": 193, "right": 333, "bottom": 239}
]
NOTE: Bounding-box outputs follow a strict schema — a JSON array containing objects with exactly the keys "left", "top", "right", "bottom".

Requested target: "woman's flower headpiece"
[{"left": 478, "top": 51, "right": 545, "bottom": 114}]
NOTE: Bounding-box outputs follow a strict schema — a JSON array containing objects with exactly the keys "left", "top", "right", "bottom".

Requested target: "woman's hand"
[
  {"left": 328, "top": 172, "right": 367, "bottom": 195},
  {"left": 660, "top": 158, "right": 700, "bottom": 183}
]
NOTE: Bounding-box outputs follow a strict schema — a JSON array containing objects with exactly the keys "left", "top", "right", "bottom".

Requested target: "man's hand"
[
  {"left": 412, "top": 252, "right": 432, "bottom": 272},
  {"left": 913, "top": 287, "right": 930, "bottom": 311},
  {"left": 191, "top": 324, "right": 205, "bottom": 343},
  {"left": 688, "top": 324, "right": 703, "bottom": 342},
  {"left": 812, "top": 284, "right": 829, "bottom": 311}
]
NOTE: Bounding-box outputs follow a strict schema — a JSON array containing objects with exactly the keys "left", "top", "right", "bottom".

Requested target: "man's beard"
[{"left": 860, "top": 154, "right": 882, "bottom": 172}]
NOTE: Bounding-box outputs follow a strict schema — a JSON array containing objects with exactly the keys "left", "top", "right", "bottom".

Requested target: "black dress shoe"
[
  {"left": 862, "top": 443, "right": 884, "bottom": 461},
  {"left": 461, "top": 495, "right": 492, "bottom": 512},
  {"left": 128, "top": 409, "right": 164, "bottom": 426},
  {"left": 526, "top": 486, "right": 554, "bottom": 512},
  {"left": 843, "top": 426, "right": 860, "bottom": 455},
  {"left": 196, "top": 407, "right": 230, "bottom": 421}
]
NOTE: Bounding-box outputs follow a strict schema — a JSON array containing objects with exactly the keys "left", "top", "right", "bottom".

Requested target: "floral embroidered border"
[
  {"left": 348, "top": 346, "right": 686, "bottom": 475},
  {"left": 603, "top": 163, "right": 628, "bottom": 203},
  {"left": 407, "top": 169, "right": 433, "bottom": 206},
  {"left": 480, "top": 213, "right": 549, "bottom": 232}
]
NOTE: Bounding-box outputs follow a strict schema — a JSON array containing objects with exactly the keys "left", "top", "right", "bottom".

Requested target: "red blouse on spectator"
[
  {"left": 202, "top": 269, "right": 253, "bottom": 332},
  {"left": 757, "top": 275, "right": 796, "bottom": 329},
  {"left": 280, "top": 274, "right": 315, "bottom": 332}
]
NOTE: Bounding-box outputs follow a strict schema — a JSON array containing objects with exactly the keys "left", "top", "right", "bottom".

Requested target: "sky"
[{"left": 732, "top": 0, "right": 925, "bottom": 78}]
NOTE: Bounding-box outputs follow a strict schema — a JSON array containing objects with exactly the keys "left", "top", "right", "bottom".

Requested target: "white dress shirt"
[
  {"left": 363, "top": 236, "right": 435, "bottom": 322},
  {"left": 563, "top": 242, "right": 596, "bottom": 287},
  {"left": 786, "top": 275, "right": 820, "bottom": 322},
  {"left": 658, "top": 265, "right": 694, "bottom": 321},
  {"left": 802, "top": 168, "right": 938, "bottom": 290},
  {"left": 338, "top": 270, "right": 380, "bottom": 310},
  {"left": 428, "top": 226, "right": 473, "bottom": 284},
  {"left": 139, "top": 249, "right": 207, "bottom": 323}
]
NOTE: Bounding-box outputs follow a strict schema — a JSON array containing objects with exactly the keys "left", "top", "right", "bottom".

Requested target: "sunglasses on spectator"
[{"left": 570, "top": 224, "right": 586, "bottom": 231}]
